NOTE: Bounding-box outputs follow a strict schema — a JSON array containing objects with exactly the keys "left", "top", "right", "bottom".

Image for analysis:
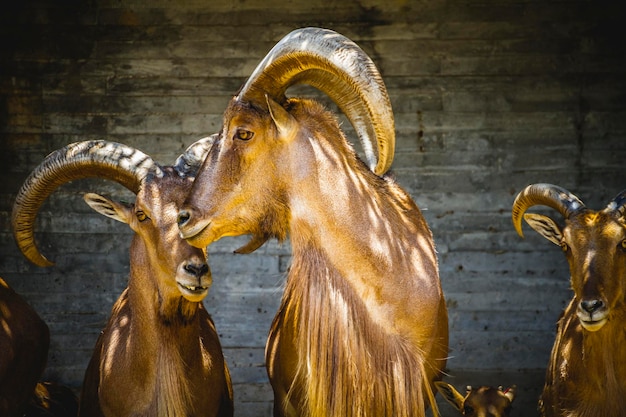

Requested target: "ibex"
[
  {"left": 0, "top": 277, "right": 50, "bottom": 417},
  {"left": 12, "top": 139, "right": 233, "bottom": 417},
  {"left": 512, "top": 183, "right": 626, "bottom": 417},
  {"left": 435, "top": 381, "right": 517, "bottom": 417},
  {"left": 177, "top": 27, "right": 448, "bottom": 417}
]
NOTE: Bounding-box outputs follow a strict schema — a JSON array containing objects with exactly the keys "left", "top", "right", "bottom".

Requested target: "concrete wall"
[{"left": 1, "top": 1, "right": 625, "bottom": 415}]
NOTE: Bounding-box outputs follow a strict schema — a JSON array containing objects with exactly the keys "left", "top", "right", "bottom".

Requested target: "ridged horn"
[
  {"left": 173, "top": 134, "right": 218, "bottom": 178},
  {"left": 606, "top": 189, "right": 626, "bottom": 219},
  {"left": 512, "top": 183, "right": 585, "bottom": 238},
  {"left": 237, "top": 27, "right": 395, "bottom": 176},
  {"left": 12, "top": 140, "right": 161, "bottom": 267}
]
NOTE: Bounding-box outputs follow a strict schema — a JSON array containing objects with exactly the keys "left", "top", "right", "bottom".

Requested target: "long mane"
[{"left": 280, "top": 243, "right": 435, "bottom": 417}]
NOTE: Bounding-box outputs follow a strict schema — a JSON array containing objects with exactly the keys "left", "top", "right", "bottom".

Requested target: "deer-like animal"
[
  {"left": 0, "top": 277, "right": 50, "bottom": 417},
  {"left": 512, "top": 183, "right": 626, "bottom": 417},
  {"left": 435, "top": 381, "right": 516, "bottom": 417},
  {"left": 12, "top": 139, "right": 233, "bottom": 417},
  {"left": 177, "top": 27, "right": 449, "bottom": 417}
]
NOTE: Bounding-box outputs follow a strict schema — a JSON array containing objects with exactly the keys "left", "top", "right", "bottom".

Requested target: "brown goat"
[
  {"left": 0, "top": 277, "right": 50, "bottom": 417},
  {"left": 435, "top": 382, "right": 516, "bottom": 417},
  {"left": 12, "top": 139, "right": 233, "bottom": 417},
  {"left": 512, "top": 183, "right": 626, "bottom": 417},
  {"left": 177, "top": 27, "right": 448, "bottom": 417}
]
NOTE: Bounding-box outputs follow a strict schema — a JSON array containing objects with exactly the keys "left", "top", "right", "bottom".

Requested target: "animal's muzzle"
[{"left": 577, "top": 298, "right": 609, "bottom": 331}]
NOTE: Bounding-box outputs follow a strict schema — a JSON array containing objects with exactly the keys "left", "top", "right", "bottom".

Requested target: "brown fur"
[
  {"left": 0, "top": 277, "right": 50, "bottom": 417},
  {"left": 25, "top": 381, "right": 79, "bottom": 417},
  {"left": 435, "top": 382, "right": 516, "bottom": 417},
  {"left": 180, "top": 97, "right": 449, "bottom": 417},
  {"left": 523, "top": 205, "right": 626, "bottom": 417},
  {"left": 78, "top": 170, "right": 233, "bottom": 417}
]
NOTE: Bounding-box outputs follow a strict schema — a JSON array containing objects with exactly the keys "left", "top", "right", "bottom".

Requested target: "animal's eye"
[
  {"left": 620, "top": 239, "right": 626, "bottom": 251},
  {"left": 560, "top": 241, "right": 569, "bottom": 252},
  {"left": 136, "top": 211, "right": 149, "bottom": 222},
  {"left": 235, "top": 129, "right": 254, "bottom": 141}
]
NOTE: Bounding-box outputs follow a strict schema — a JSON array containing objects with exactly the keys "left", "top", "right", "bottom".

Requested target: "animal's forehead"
[
  {"left": 138, "top": 171, "right": 192, "bottom": 211},
  {"left": 225, "top": 99, "right": 266, "bottom": 124},
  {"left": 568, "top": 212, "right": 625, "bottom": 239}
]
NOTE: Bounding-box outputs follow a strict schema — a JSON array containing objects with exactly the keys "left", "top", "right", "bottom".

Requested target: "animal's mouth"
[
  {"left": 578, "top": 307, "right": 608, "bottom": 332},
  {"left": 177, "top": 282, "right": 209, "bottom": 302},
  {"left": 178, "top": 220, "right": 208, "bottom": 240},
  {"left": 178, "top": 220, "right": 212, "bottom": 248},
  {"left": 579, "top": 317, "right": 607, "bottom": 332}
]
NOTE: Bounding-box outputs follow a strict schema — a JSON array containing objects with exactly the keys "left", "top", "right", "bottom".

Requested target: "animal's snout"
[
  {"left": 184, "top": 262, "right": 209, "bottom": 278},
  {"left": 177, "top": 209, "right": 191, "bottom": 227},
  {"left": 580, "top": 299, "right": 604, "bottom": 314}
]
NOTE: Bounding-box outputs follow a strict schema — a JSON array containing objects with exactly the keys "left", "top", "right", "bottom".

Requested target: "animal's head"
[
  {"left": 177, "top": 27, "right": 396, "bottom": 249},
  {"left": 435, "top": 381, "right": 516, "bottom": 417},
  {"left": 512, "top": 183, "right": 626, "bottom": 332},
  {"left": 11, "top": 138, "right": 216, "bottom": 304}
]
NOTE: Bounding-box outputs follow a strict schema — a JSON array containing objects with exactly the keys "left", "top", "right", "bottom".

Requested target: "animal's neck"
[
  {"left": 287, "top": 159, "right": 440, "bottom": 329},
  {"left": 125, "top": 275, "right": 200, "bottom": 416},
  {"left": 127, "top": 269, "right": 202, "bottom": 361},
  {"left": 281, "top": 244, "right": 427, "bottom": 417},
  {"left": 580, "top": 307, "right": 626, "bottom": 388}
]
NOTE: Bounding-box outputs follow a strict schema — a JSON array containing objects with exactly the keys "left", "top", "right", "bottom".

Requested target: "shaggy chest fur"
[
  {"left": 268, "top": 244, "right": 431, "bottom": 417},
  {"left": 541, "top": 299, "right": 626, "bottom": 417}
]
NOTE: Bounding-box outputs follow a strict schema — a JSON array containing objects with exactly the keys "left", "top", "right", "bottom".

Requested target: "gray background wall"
[{"left": 1, "top": 1, "right": 624, "bottom": 416}]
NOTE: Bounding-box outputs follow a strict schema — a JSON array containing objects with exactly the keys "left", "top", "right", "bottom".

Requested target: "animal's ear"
[
  {"left": 504, "top": 385, "right": 517, "bottom": 402},
  {"left": 523, "top": 213, "right": 563, "bottom": 246},
  {"left": 83, "top": 193, "right": 132, "bottom": 225},
  {"left": 434, "top": 381, "right": 465, "bottom": 412},
  {"left": 265, "top": 94, "right": 297, "bottom": 141}
]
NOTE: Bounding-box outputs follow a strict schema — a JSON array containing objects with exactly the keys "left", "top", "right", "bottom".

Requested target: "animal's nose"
[
  {"left": 177, "top": 209, "right": 191, "bottom": 227},
  {"left": 184, "top": 262, "right": 209, "bottom": 278},
  {"left": 580, "top": 299, "right": 604, "bottom": 314}
]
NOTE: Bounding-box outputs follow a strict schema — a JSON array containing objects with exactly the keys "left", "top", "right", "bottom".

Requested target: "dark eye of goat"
[
  {"left": 235, "top": 129, "right": 254, "bottom": 141},
  {"left": 620, "top": 239, "right": 626, "bottom": 251},
  {"left": 136, "top": 211, "right": 149, "bottom": 222}
]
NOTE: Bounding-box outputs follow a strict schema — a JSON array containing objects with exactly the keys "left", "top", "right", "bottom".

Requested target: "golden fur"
[{"left": 181, "top": 98, "right": 449, "bottom": 417}]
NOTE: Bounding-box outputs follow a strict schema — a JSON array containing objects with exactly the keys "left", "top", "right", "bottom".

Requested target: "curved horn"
[
  {"left": 237, "top": 27, "right": 395, "bottom": 176},
  {"left": 606, "top": 189, "right": 626, "bottom": 219},
  {"left": 512, "top": 183, "right": 585, "bottom": 237},
  {"left": 173, "top": 134, "right": 218, "bottom": 178},
  {"left": 12, "top": 140, "right": 161, "bottom": 267}
]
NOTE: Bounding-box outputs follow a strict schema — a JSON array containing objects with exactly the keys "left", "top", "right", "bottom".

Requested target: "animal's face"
[
  {"left": 85, "top": 169, "right": 211, "bottom": 303},
  {"left": 178, "top": 97, "right": 296, "bottom": 248},
  {"left": 436, "top": 382, "right": 516, "bottom": 417},
  {"left": 524, "top": 210, "right": 626, "bottom": 331}
]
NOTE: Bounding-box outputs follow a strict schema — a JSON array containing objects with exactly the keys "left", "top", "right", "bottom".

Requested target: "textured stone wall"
[{"left": 1, "top": 1, "right": 624, "bottom": 415}]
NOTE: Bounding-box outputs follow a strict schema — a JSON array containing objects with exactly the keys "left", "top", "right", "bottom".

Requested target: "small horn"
[
  {"left": 512, "top": 183, "right": 585, "bottom": 238},
  {"left": 606, "top": 189, "right": 626, "bottom": 219},
  {"left": 173, "top": 134, "right": 218, "bottom": 178},
  {"left": 237, "top": 27, "right": 395, "bottom": 176},
  {"left": 12, "top": 140, "right": 161, "bottom": 267}
]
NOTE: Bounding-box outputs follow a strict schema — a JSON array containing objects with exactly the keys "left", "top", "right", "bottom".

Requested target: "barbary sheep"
[
  {"left": 177, "top": 27, "right": 448, "bottom": 417},
  {"left": 12, "top": 139, "right": 233, "bottom": 417},
  {"left": 0, "top": 276, "right": 50, "bottom": 417},
  {"left": 512, "top": 183, "right": 626, "bottom": 417}
]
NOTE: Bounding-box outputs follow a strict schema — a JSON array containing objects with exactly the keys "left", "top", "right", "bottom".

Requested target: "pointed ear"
[
  {"left": 265, "top": 94, "right": 298, "bottom": 140},
  {"left": 434, "top": 381, "right": 465, "bottom": 412},
  {"left": 504, "top": 385, "right": 517, "bottom": 403},
  {"left": 84, "top": 193, "right": 132, "bottom": 225},
  {"left": 523, "top": 213, "right": 563, "bottom": 246}
]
